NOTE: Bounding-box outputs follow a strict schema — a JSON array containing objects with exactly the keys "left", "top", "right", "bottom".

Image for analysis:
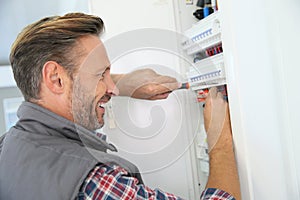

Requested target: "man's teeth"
[{"left": 98, "top": 102, "right": 106, "bottom": 108}]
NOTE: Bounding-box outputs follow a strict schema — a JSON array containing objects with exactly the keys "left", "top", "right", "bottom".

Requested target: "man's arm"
[
  {"left": 78, "top": 164, "right": 184, "bottom": 200},
  {"left": 203, "top": 87, "right": 241, "bottom": 200},
  {"left": 111, "top": 69, "right": 180, "bottom": 100}
]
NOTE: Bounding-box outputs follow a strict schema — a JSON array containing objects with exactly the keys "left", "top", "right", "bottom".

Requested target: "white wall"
[
  {"left": 220, "top": 0, "right": 300, "bottom": 199},
  {"left": 0, "top": 0, "right": 89, "bottom": 65},
  {"left": 89, "top": 0, "right": 177, "bottom": 39},
  {"left": 269, "top": 0, "right": 300, "bottom": 197},
  {"left": 0, "top": 66, "right": 16, "bottom": 88}
]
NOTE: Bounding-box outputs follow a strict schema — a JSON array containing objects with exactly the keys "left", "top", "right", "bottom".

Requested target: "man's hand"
[
  {"left": 204, "top": 87, "right": 241, "bottom": 200},
  {"left": 111, "top": 69, "right": 180, "bottom": 100},
  {"left": 204, "top": 87, "right": 232, "bottom": 153}
]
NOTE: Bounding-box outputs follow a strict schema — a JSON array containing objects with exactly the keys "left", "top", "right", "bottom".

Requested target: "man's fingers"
[
  {"left": 205, "top": 87, "right": 217, "bottom": 110},
  {"left": 217, "top": 90, "right": 223, "bottom": 97},
  {"left": 161, "top": 81, "right": 181, "bottom": 92},
  {"left": 208, "top": 87, "right": 218, "bottom": 98},
  {"left": 154, "top": 75, "right": 177, "bottom": 84},
  {"left": 148, "top": 92, "right": 172, "bottom": 100},
  {"left": 144, "top": 82, "right": 179, "bottom": 96}
]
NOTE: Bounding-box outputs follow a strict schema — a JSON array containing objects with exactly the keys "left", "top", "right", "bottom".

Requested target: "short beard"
[{"left": 71, "top": 79, "right": 103, "bottom": 131}]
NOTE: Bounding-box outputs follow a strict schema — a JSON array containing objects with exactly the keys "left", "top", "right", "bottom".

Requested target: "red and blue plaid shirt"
[{"left": 77, "top": 164, "right": 235, "bottom": 200}]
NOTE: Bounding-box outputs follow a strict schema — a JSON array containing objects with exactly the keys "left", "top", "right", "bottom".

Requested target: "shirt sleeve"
[
  {"left": 77, "top": 164, "right": 184, "bottom": 200},
  {"left": 200, "top": 188, "right": 236, "bottom": 200},
  {"left": 78, "top": 164, "right": 235, "bottom": 200}
]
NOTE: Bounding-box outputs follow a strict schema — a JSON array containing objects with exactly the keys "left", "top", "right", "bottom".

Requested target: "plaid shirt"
[{"left": 77, "top": 164, "right": 235, "bottom": 200}]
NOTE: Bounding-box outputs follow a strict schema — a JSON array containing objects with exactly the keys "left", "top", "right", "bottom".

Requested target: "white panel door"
[{"left": 220, "top": 0, "right": 300, "bottom": 199}]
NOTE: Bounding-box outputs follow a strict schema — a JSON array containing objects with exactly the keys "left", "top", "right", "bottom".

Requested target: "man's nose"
[{"left": 105, "top": 76, "right": 119, "bottom": 96}]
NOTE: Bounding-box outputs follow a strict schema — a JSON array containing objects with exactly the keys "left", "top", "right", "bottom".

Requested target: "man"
[{"left": 0, "top": 13, "right": 240, "bottom": 199}]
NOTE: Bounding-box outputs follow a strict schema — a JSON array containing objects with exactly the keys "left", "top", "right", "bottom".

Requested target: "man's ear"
[{"left": 42, "top": 61, "right": 67, "bottom": 94}]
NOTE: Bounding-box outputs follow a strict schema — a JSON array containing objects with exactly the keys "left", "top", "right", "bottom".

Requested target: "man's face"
[{"left": 70, "top": 35, "right": 118, "bottom": 130}]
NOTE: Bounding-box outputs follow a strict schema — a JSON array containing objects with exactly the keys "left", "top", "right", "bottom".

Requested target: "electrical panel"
[
  {"left": 182, "top": 11, "right": 225, "bottom": 92},
  {"left": 182, "top": 11, "right": 227, "bottom": 190}
]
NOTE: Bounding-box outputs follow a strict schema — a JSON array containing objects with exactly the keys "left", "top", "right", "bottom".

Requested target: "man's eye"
[
  {"left": 96, "top": 67, "right": 110, "bottom": 80},
  {"left": 98, "top": 73, "right": 105, "bottom": 80}
]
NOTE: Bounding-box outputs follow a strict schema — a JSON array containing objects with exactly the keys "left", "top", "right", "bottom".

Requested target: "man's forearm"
[
  {"left": 206, "top": 128, "right": 241, "bottom": 200},
  {"left": 111, "top": 74, "right": 125, "bottom": 85},
  {"left": 110, "top": 70, "right": 179, "bottom": 100}
]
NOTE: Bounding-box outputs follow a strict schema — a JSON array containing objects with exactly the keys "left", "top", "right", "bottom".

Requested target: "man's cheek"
[{"left": 77, "top": 74, "right": 100, "bottom": 92}]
